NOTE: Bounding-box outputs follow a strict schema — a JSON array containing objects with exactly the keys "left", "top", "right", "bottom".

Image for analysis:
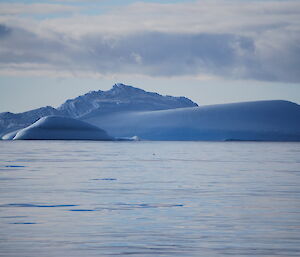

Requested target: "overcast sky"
[{"left": 0, "top": 0, "right": 300, "bottom": 112}]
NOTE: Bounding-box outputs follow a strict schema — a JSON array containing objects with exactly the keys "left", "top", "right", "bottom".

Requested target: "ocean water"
[{"left": 0, "top": 141, "right": 300, "bottom": 257}]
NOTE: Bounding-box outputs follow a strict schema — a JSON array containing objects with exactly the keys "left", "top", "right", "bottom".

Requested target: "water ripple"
[{"left": 0, "top": 203, "right": 78, "bottom": 208}]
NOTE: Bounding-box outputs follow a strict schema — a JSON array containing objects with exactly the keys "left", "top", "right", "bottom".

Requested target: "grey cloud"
[
  {"left": 0, "top": 24, "right": 10, "bottom": 38},
  {"left": 0, "top": 3, "right": 80, "bottom": 15},
  {"left": 84, "top": 32, "right": 256, "bottom": 77},
  {"left": 0, "top": 24, "right": 299, "bottom": 82},
  {"left": 0, "top": 25, "right": 75, "bottom": 65}
]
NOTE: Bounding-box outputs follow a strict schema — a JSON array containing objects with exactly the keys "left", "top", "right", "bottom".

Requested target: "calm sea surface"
[{"left": 0, "top": 141, "right": 300, "bottom": 257}]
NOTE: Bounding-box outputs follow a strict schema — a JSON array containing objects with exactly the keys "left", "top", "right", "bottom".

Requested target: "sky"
[{"left": 0, "top": 0, "right": 300, "bottom": 113}]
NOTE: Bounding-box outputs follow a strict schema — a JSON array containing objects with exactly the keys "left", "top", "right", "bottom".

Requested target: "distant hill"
[{"left": 0, "top": 83, "right": 197, "bottom": 136}]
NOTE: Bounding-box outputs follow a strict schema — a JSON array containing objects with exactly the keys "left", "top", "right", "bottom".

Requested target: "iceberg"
[
  {"left": 1, "top": 84, "right": 300, "bottom": 142},
  {"left": 10, "top": 116, "right": 113, "bottom": 141},
  {"left": 84, "top": 100, "right": 300, "bottom": 141},
  {"left": 1, "top": 130, "right": 19, "bottom": 140}
]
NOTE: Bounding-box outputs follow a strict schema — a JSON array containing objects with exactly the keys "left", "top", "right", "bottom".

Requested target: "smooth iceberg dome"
[
  {"left": 85, "top": 100, "right": 300, "bottom": 141},
  {"left": 13, "top": 116, "right": 113, "bottom": 140}
]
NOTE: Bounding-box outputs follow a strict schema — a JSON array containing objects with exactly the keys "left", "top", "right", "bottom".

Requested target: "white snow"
[
  {"left": 1, "top": 84, "right": 300, "bottom": 142},
  {"left": 1, "top": 130, "right": 19, "bottom": 140},
  {"left": 0, "top": 84, "right": 197, "bottom": 136},
  {"left": 57, "top": 83, "right": 198, "bottom": 118},
  {"left": 11, "top": 116, "right": 113, "bottom": 141},
  {"left": 84, "top": 100, "right": 300, "bottom": 141}
]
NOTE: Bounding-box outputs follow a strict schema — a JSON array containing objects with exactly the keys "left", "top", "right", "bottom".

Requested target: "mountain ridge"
[
  {"left": 0, "top": 83, "right": 198, "bottom": 136},
  {"left": 58, "top": 83, "right": 198, "bottom": 118}
]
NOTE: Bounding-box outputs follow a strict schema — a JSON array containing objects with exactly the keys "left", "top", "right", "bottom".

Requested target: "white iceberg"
[
  {"left": 10, "top": 116, "right": 113, "bottom": 141},
  {"left": 1, "top": 84, "right": 300, "bottom": 142},
  {"left": 84, "top": 100, "right": 300, "bottom": 141}
]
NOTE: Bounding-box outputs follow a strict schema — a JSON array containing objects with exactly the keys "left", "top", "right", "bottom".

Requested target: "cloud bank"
[
  {"left": 0, "top": 0, "right": 300, "bottom": 82},
  {"left": 0, "top": 3, "right": 81, "bottom": 15}
]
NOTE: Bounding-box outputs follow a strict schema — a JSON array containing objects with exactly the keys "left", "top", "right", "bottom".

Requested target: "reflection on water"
[{"left": 0, "top": 141, "right": 300, "bottom": 256}]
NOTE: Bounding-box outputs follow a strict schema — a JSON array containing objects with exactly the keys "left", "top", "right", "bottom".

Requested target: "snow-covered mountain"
[
  {"left": 0, "top": 83, "right": 197, "bottom": 136},
  {"left": 84, "top": 100, "right": 300, "bottom": 141},
  {"left": 58, "top": 83, "right": 198, "bottom": 118}
]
